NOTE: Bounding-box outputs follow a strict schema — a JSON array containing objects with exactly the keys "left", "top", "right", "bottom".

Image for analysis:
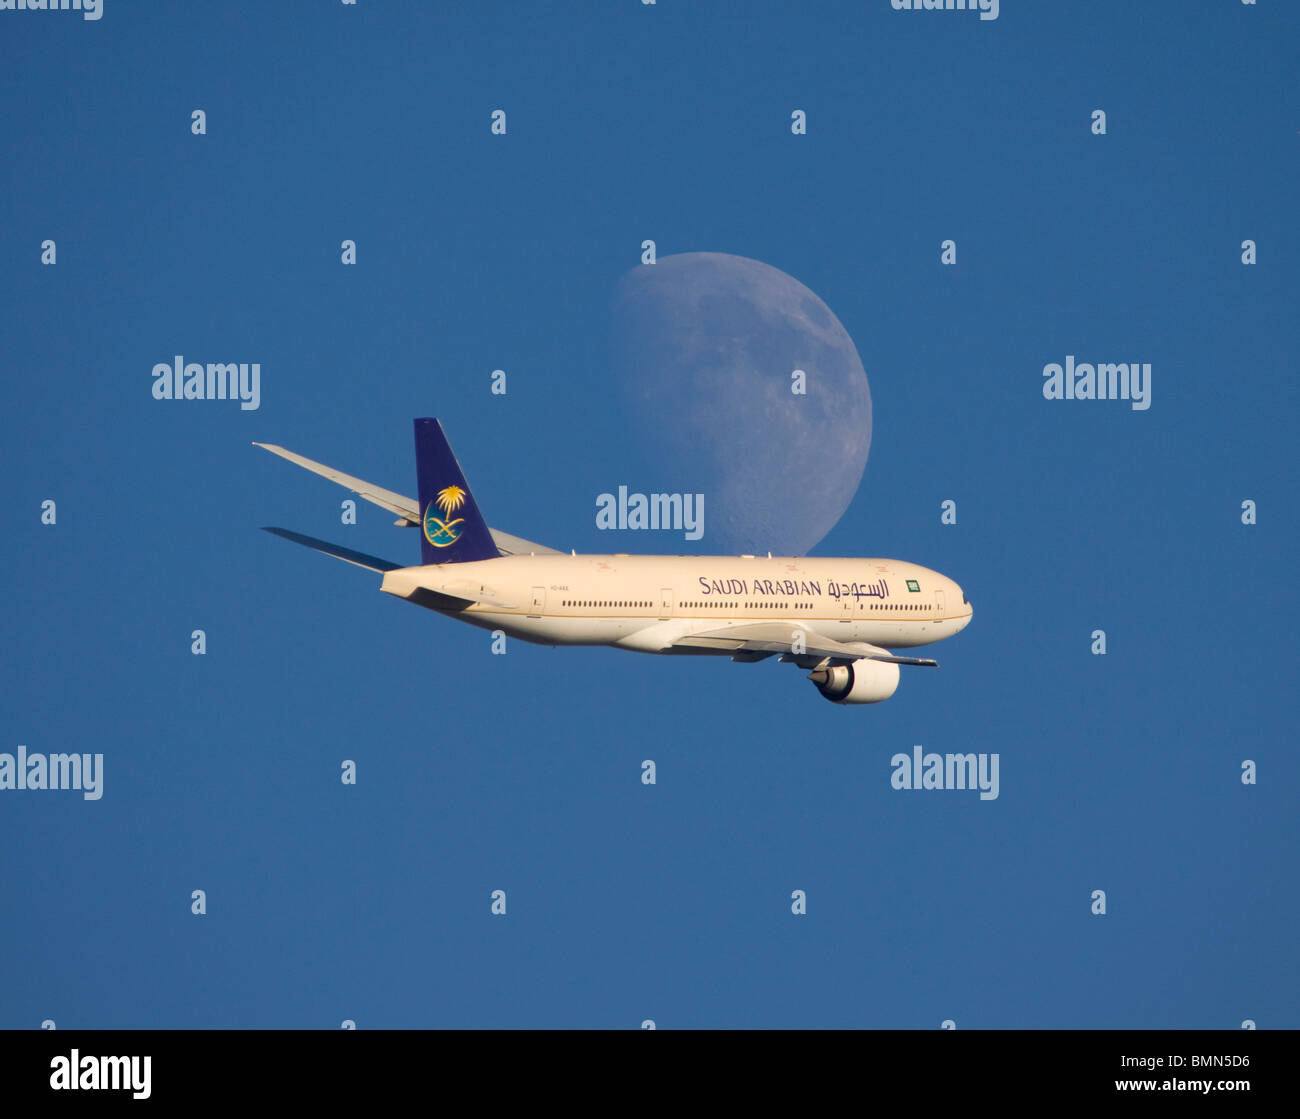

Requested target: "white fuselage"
[{"left": 380, "top": 553, "right": 973, "bottom": 654}]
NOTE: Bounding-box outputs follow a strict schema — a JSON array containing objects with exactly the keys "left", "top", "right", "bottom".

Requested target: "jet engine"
[{"left": 808, "top": 658, "right": 900, "bottom": 704}]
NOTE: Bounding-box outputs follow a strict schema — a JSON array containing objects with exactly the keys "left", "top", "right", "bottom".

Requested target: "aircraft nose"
[{"left": 954, "top": 584, "right": 972, "bottom": 631}]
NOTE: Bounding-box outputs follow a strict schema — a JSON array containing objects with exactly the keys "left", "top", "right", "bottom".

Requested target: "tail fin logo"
[{"left": 424, "top": 485, "right": 468, "bottom": 548}]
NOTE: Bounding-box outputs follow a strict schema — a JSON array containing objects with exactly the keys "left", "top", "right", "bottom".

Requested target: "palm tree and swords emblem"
[{"left": 424, "top": 484, "right": 468, "bottom": 548}]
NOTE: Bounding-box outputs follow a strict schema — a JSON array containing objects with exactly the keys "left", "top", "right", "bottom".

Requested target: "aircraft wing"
[
  {"left": 253, "top": 441, "right": 561, "bottom": 556},
  {"left": 670, "top": 622, "right": 939, "bottom": 668}
]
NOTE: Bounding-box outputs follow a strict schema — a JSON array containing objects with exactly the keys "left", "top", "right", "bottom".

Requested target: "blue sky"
[{"left": 1, "top": 0, "right": 1296, "bottom": 1029}]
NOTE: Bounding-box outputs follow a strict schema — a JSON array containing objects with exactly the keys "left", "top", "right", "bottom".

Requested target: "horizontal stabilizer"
[{"left": 260, "top": 527, "right": 401, "bottom": 573}]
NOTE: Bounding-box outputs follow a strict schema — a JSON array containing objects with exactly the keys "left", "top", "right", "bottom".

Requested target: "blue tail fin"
[{"left": 414, "top": 418, "right": 500, "bottom": 565}]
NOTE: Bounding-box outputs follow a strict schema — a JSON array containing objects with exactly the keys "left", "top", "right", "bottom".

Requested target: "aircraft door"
[
  {"left": 934, "top": 589, "right": 946, "bottom": 620},
  {"left": 659, "top": 587, "right": 673, "bottom": 620},
  {"left": 529, "top": 586, "right": 546, "bottom": 618}
]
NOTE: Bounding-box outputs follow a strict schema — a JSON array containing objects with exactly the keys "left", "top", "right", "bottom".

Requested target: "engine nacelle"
[{"left": 808, "top": 658, "right": 900, "bottom": 704}]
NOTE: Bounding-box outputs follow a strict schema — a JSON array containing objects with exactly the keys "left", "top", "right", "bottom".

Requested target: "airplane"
[{"left": 256, "top": 418, "right": 973, "bottom": 704}]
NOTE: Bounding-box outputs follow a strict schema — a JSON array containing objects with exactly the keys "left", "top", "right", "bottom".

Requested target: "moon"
[{"left": 611, "top": 252, "right": 872, "bottom": 556}]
